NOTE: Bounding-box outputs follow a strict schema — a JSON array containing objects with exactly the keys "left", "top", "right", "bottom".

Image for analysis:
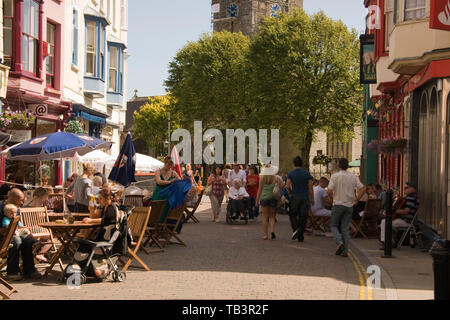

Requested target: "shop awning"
[
  {"left": 349, "top": 159, "right": 361, "bottom": 168},
  {"left": 72, "top": 105, "right": 108, "bottom": 125},
  {"left": 79, "top": 111, "right": 106, "bottom": 124}
]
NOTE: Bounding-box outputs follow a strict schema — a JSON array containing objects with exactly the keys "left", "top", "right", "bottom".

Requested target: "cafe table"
[
  {"left": 39, "top": 221, "right": 101, "bottom": 279},
  {"left": 47, "top": 212, "right": 90, "bottom": 222}
]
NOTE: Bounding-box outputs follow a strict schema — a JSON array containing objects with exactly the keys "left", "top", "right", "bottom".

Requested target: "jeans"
[
  {"left": 249, "top": 196, "right": 258, "bottom": 219},
  {"left": 7, "top": 234, "right": 36, "bottom": 275},
  {"left": 330, "top": 205, "right": 353, "bottom": 254},
  {"left": 289, "top": 195, "right": 310, "bottom": 241}
]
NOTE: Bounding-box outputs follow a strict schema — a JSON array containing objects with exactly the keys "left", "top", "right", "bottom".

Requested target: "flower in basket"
[
  {"left": 367, "top": 140, "right": 379, "bottom": 153},
  {"left": 313, "top": 155, "right": 331, "bottom": 166},
  {"left": 0, "top": 109, "right": 36, "bottom": 131}
]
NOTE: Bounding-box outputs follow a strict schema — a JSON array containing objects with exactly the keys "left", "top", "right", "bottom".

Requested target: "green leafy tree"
[
  {"left": 165, "top": 31, "right": 251, "bottom": 130},
  {"left": 248, "top": 10, "right": 362, "bottom": 169},
  {"left": 133, "top": 95, "right": 176, "bottom": 154}
]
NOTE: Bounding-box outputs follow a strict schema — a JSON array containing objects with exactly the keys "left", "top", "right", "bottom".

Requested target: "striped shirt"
[{"left": 402, "top": 192, "right": 419, "bottom": 221}]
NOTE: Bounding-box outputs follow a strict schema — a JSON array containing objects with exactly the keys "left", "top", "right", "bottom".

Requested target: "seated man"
[
  {"left": 228, "top": 179, "right": 249, "bottom": 219},
  {"left": 311, "top": 177, "right": 332, "bottom": 217},
  {"left": 0, "top": 188, "right": 41, "bottom": 281},
  {"left": 379, "top": 182, "right": 419, "bottom": 249}
]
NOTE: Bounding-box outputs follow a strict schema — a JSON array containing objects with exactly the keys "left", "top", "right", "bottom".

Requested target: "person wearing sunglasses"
[{"left": 379, "top": 182, "right": 418, "bottom": 250}]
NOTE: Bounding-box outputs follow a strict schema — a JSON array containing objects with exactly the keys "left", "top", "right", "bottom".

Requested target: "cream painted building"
[{"left": 63, "top": 0, "right": 128, "bottom": 158}]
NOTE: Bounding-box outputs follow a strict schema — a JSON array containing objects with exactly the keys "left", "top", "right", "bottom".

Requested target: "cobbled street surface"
[{"left": 10, "top": 203, "right": 382, "bottom": 300}]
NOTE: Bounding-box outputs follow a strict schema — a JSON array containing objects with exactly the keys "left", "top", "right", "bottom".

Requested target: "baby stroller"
[
  {"left": 63, "top": 205, "right": 133, "bottom": 285},
  {"left": 226, "top": 198, "right": 251, "bottom": 225}
]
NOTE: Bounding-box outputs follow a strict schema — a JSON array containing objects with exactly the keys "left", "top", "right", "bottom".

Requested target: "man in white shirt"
[
  {"left": 311, "top": 177, "right": 332, "bottom": 217},
  {"left": 328, "top": 158, "right": 366, "bottom": 257},
  {"left": 228, "top": 163, "right": 247, "bottom": 187}
]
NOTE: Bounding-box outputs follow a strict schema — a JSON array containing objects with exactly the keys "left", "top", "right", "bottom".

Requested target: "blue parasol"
[
  {"left": 6, "top": 131, "right": 112, "bottom": 162},
  {"left": 108, "top": 133, "right": 136, "bottom": 187}
]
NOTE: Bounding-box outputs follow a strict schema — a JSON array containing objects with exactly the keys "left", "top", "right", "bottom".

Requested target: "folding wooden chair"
[
  {"left": 0, "top": 217, "right": 20, "bottom": 299},
  {"left": 121, "top": 207, "right": 152, "bottom": 272},
  {"left": 124, "top": 195, "right": 144, "bottom": 207},
  {"left": 161, "top": 204, "right": 186, "bottom": 247},
  {"left": 19, "top": 207, "right": 64, "bottom": 271},
  {"left": 184, "top": 189, "right": 204, "bottom": 223},
  {"left": 142, "top": 200, "right": 166, "bottom": 254},
  {"left": 351, "top": 199, "right": 382, "bottom": 239}
]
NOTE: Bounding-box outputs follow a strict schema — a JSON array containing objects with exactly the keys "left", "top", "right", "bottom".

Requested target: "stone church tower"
[{"left": 212, "top": 0, "right": 303, "bottom": 36}]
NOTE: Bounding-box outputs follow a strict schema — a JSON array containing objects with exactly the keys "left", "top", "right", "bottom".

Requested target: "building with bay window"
[
  {"left": 1, "top": 0, "right": 70, "bottom": 186},
  {"left": 362, "top": 0, "right": 450, "bottom": 238},
  {"left": 63, "top": 0, "right": 128, "bottom": 177}
]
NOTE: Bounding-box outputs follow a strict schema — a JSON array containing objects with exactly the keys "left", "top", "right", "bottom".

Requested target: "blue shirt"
[
  {"left": 288, "top": 168, "right": 313, "bottom": 197},
  {"left": 1, "top": 217, "right": 22, "bottom": 228}
]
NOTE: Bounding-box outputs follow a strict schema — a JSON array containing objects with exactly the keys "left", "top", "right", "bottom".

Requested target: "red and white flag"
[{"left": 171, "top": 145, "right": 182, "bottom": 178}]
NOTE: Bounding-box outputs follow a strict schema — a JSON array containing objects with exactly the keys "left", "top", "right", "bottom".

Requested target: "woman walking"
[
  {"left": 152, "top": 156, "right": 181, "bottom": 222},
  {"left": 256, "top": 165, "right": 283, "bottom": 240},
  {"left": 207, "top": 166, "right": 227, "bottom": 222}
]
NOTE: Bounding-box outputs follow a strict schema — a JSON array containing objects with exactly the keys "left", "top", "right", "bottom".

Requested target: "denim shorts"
[{"left": 260, "top": 198, "right": 278, "bottom": 208}]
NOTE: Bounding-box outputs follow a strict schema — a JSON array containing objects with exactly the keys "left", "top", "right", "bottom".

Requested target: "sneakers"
[
  {"left": 291, "top": 230, "right": 299, "bottom": 240},
  {"left": 336, "top": 242, "right": 345, "bottom": 256},
  {"left": 271, "top": 232, "right": 276, "bottom": 240},
  {"left": 6, "top": 273, "right": 22, "bottom": 281}
]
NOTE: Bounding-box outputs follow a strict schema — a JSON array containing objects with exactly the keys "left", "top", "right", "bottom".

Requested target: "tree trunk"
[{"left": 299, "top": 130, "right": 314, "bottom": 172}]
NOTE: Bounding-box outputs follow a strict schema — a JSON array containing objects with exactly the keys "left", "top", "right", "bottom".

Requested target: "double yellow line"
[{"left": 348, "top": 249, "right": 373, "bottom": 300}]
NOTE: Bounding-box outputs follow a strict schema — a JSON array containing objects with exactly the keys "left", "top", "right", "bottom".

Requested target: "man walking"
[
  {"left": 286, "top": 156, "right": 314, "bottom": 242},
  {"left": 328, "top": 158, "right": 365, "bottom": 257}
]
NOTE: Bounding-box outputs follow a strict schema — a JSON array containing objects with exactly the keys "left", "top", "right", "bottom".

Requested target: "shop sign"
[
  {"left": 430, "top": 0, "right": 450, "bottom": 31},
  {"left": 360, "top": 35, "right": 377, "bottom": 84},
  {"left": 29, "top": 104, "right": 48, "bottom": 117}
]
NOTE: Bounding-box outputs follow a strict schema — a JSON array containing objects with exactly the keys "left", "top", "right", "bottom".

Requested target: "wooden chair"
[
  {"left": 124, "top": 195, "right": 144, "bottom": 207},
  {"left": 121, "top": 207, "right": 152, "bottom": 272},
  {"left": 161, "top": 204, "right": 187, "bottom": 247},
  {"left": 184, "top": 189, "right": 203, "bottom": 223},
  {"left": 142, "top": 200, "right": 167, "bottom": 254},
  {"left": 351, "top": 199, "right": 382, "bottom": 239},
  {"left": 0, "top": 217, "right": 20, "bottom": 299},
  {"left": 19, "top": 207, "right": 63, "bottom": 271}
]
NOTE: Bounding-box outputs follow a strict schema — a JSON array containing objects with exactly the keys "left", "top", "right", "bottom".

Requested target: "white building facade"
[{"left": 63, "top": 0, "right": 128, "bottom": 157}]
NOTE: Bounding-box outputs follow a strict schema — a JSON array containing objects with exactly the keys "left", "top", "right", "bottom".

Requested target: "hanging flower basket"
[
  {"left": 313, "top": 154, "right": 331, "bottom": 165},
  {"left": 368, "top": 138, "right": 407, "bottom": 155},
  {"left": 0, "top": 108, "right": 36, "bottom": 131}
]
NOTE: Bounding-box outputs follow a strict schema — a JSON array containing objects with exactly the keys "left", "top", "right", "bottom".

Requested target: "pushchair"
[
  {"left": 63, "top": 205, "right": 133, "bottom": 285},
  {"left": 226, "top": 198, "right": 251, "bottom": 224}
]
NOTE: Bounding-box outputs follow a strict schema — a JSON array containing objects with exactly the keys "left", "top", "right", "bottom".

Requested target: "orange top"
[{"left": 197, "top": 185, "right": 204, "bottom": 195}]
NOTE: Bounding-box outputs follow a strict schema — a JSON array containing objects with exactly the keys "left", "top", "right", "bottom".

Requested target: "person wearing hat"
[
  {"left": 256, "top": 164, "right": 283, "bottom": 240},
  {"left": 379, "top": 182, "right": 419, "bottom": 249}
]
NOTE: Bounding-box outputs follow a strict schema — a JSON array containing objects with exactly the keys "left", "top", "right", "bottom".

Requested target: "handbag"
[
  {"left": 273, "top": 184, "right": 281, "bottom": 200},
  {"left": 205, "top": 185, "right": 213, "bottom": 196}
]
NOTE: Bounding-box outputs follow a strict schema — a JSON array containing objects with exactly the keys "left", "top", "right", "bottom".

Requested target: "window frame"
[
  {"left": 46, "top": 22, "right": 56, "bottom": 88},
  {"left": 3, "top": 0, "right": 14, "bottom": 68},
  {"left": 108, "top": 45, "right": 118, "bottom": 92},
  {"left": 21, "top": 0, "right": 40, "bottom": 76},
  {"left": 107, "top": 43, "right": 124, "bottom": 94},
  {"left": 86, "top": 20, "right": 97, "bottom": 76},
  {"left": 403, "top": 0, "right": 426, "bottom": 21}
]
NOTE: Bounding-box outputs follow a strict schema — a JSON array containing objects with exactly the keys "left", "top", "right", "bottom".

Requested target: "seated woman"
[{"left": 227, "top": 179, "right": 250, "bottom": 219}]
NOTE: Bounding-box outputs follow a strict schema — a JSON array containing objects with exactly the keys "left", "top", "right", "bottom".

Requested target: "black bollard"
[{"left": 383, "top": 189, "right": 394, "bottom": 258}]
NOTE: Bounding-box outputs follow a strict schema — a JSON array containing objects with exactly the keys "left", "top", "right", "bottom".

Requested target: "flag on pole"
[
  {"left": 108, "top": 133, "right": 136, "bottom": 187},
  {"left": 171, "top": 145, "right": 182, "bottom": 178}
]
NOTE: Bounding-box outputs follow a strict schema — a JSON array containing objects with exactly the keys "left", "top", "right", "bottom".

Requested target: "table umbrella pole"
[{"left": 61, "top": 154, "right": 67, "bottom": 213}]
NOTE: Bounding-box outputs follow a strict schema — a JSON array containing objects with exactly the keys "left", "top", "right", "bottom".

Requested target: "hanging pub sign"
[
  {"left": 430, "top": 0, "right": 450, "bottom": 31},
  {"left": 360, "top": 35, "right": 376, "bottom": 84}
]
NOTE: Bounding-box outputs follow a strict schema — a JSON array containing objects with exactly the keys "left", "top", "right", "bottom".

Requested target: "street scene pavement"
[{"left": 10, "top": 203, "right": 434, "bottom": 300}]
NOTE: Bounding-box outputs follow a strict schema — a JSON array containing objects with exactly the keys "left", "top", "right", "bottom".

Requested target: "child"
[{"left": 2, "top": 204, "right": 31, "bottom": 237}]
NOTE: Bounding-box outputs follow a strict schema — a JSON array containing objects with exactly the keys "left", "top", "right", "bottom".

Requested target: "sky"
[{"left": 127, "top": 0, "right": 367, "bottom": 99}]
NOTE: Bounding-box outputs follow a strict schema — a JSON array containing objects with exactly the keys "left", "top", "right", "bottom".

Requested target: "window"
[
  {"left": 385, "top": 0, "right": 394, "bottom": 50},
  {"left": 404, "top": 0, "right": 426, "bottom": 21},
  {"left": 72, "top": 10, "right": 79, "bottom": 66},
  {"left": 3, "top": 0, "right": 14, "bottom": 67},
  {"left": 46, "top": 22, "right": 56, "bottom": 87},
  {"left": 109, "top": 46, "right": 117, "bottom": 91},
  {"left": 22, "top": 0, "right": 39, "bottom": 75},
  {"left": 86, "top": 21, "right": 96, "bottom": 75},
  {"left": 100, "top": 27, "right": 104, "bottom": 79},
  {"left": 120, "top": 0, "right": 127, "bottom": 29}
]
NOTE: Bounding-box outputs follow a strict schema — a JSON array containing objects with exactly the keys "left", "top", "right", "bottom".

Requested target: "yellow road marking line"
[
  {"left": 351, "top": 250, "right": 373, "bottom": 300},
  {"left": 348, "top": 251, "right": 366, "bottom": 300}
]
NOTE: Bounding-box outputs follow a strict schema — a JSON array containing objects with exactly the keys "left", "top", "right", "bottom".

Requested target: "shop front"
[{"left": 408, "top": 59, "right": 450, "bottom": 238}]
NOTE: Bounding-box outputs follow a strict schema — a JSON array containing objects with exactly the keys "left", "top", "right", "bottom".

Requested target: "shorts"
[{"left": 260, "top": 198, "right": 278, "bottom": 208}]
